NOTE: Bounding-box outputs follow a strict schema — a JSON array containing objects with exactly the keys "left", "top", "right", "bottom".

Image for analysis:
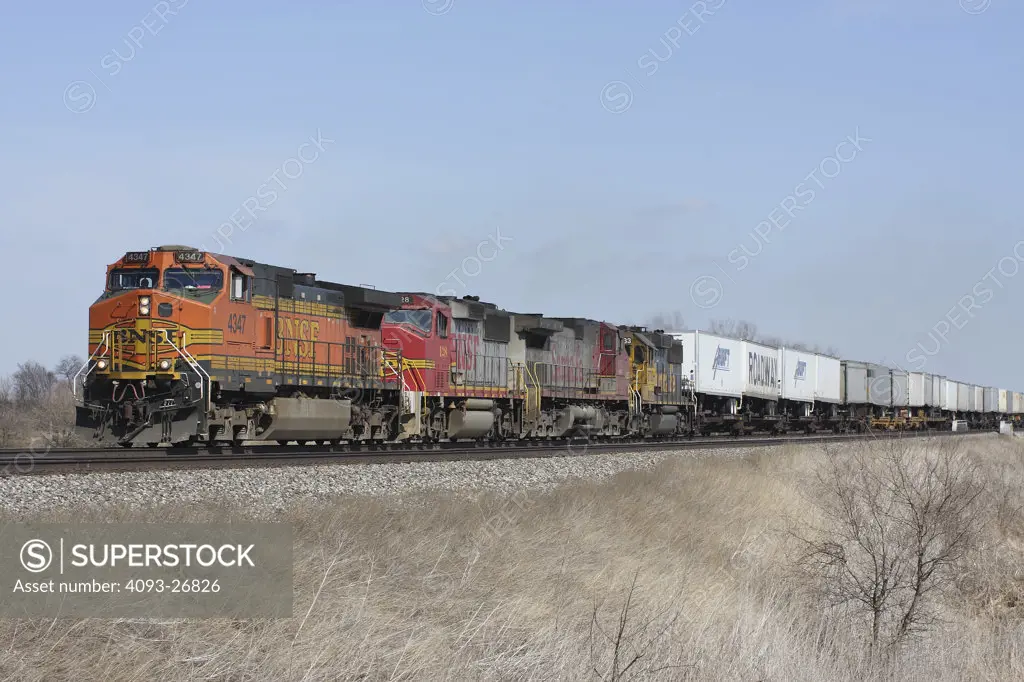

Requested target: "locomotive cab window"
[
  {"left": 163, "top": 267, "right": 224, "bottom": 300},
  {"left": 383, "top": 309, "right": 432, "bottom": 334},
  {"left": 230, "top": 271, "right": 250, "bottom": 302},
  {"left": 436, "top": 311, "right": 449, "bottom": 338},
  {"left": 109, "top": 268, "right": 159, "bottom": 291}
]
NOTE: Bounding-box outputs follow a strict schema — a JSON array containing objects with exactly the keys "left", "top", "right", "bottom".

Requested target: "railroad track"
[{"left": 0, "top": 429, "right": 992, "bottom": 477}]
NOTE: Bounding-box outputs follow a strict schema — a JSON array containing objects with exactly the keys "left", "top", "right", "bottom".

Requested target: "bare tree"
[
  {"left": 12, "top": 361, "right": 55, "bottom": 406},
  {"left": 646, "top": 311, "right": 686, "bottom": 332},
  {"left": 700, "top": 318, "right": 843, "bottom": 355},
  {"left": 0, "top": 375, "right": 12, "bottom": 405},
  {"left": 794, "top": 437, "right": 985, "bottom": 655},
  {"left": 54, "top": 354, "right": 84, "bottom": 385},
  {"left": 708, "top": 318, "right": 759, "bottom": 341},
  {"left": 0, "top": 376, "right": 22, "bottom": 447}
]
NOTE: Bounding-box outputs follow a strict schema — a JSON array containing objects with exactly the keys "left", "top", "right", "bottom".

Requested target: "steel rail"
[{"left": 0, "top": 429, "right": 990, "bottom": 477}]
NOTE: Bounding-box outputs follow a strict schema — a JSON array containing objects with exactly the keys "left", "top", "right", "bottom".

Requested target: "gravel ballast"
[{"left": 0, "top": 446, "right": 781, "bottom": 516}]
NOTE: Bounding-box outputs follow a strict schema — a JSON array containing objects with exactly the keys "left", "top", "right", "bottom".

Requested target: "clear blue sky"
[{"left": 0, "top": 0, "right": 1021, "bottom": 390}]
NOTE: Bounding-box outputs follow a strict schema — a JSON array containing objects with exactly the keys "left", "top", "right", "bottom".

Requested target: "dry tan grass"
[{"left": 2, "top": 435, "right": 1024, "bottom": 681}]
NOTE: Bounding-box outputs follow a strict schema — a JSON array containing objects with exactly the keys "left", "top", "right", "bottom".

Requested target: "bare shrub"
[
  {"left": 0, "top": 400, "right": 25, "bottom": 448},
  {"left": 950, "top": 441, "right": 1024, "bottom": 619},
  {"left": 794, "top": 437, "right": 986, "bottom": 655},
  {"left": 0, "top": 371, "right": 79, "bottom": 449},
  {"left": 588, "top": 570, "right": 683, "bottom": 681},
  {"left": 31, "top": 385, "right": 80, "bottom": 447}
]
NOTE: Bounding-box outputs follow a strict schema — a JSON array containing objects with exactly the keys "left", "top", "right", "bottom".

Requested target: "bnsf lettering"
[
  {"left": 116, "top": 329, "right": 172, "bottom": 344},
  {"left": 277, "top": 317, "right": 321, "bottom": 360},
  {"left": 747, "top": 352, "right": 778, "bottom": 389}
]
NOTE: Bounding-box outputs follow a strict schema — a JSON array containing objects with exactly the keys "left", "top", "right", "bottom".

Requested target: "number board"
[
  {"left": 123, "top": 251, "right": 150, "bottom": 264},
  {"left": 400, "top": 295, "right": 413, "bottom": 304},
  {"left": 174, "top": 250, "right": 205, "bottom": 264}
]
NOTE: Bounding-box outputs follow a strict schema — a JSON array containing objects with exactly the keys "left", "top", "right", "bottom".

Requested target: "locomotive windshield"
[
  {"left": 383, "top": 309, "right": 433, "bottom": 334},
  {"left": 109, "top": 268, "right": 159, "bottom": 291},
  {"left": 163, "top": 267, "right": 224, "bottom": 299}
]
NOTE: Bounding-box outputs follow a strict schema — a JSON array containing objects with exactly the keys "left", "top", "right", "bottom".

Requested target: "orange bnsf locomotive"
[
  {"left": 76, "top": 246, "right": 405, "bottom": 447},
  {"left": 75, "top": 246, "right": 693, "bottom": 447}
]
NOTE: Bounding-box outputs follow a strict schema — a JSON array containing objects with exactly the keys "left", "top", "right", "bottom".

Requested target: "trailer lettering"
[{"left": 748, "top": 352, "right": 778, "bottom": 390}]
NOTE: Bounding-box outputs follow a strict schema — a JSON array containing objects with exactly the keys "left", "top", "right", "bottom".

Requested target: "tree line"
[
  {"left": 642, "top": 313, "right": 842, "bottom": 357},
  {"left": 0, "top": 355, "right": 84, "bottom": 448}
]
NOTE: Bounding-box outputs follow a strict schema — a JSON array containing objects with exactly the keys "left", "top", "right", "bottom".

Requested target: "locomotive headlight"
[
  {"left": 139, "top": 296, "right": 150, "bottom": 306},
  {"left": 140, "top": 304, "right": 150, "bottom": 315},
  {"left": 158, "top": 359, "right": 172, "bottom": 371},
  {"left": 96, "top": 359, "right": 108, "bottom": 370}
]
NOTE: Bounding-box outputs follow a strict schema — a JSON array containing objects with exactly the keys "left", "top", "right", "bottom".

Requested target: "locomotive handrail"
[
  {"left": 72, "top": 331, "right": 111, "bottom": 402},
  {"left": 164, "top": 331, "right": 212, "bottom": 413},
  {"left": 630, "top": 369, "right": 644, "bottom": 414},
  {"left": 523, "top": 362, "right": 542, "bottom": 416},
  {"left": 380, "top": 337, "right": 413, "bottom": 393}
]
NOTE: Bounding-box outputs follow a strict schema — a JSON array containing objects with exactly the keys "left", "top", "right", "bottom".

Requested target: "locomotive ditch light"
[
  {"left": 158, "top": 359, "right": 172, "bottom": 371},
  {"left": 96, "top": 359, "right": 108, "bottom": 370}
]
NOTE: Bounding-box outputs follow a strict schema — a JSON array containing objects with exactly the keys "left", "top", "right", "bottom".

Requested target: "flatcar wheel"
[
  {"left": 146, "top": 442, "right": 159, "bottom": 448},
  {"left": 118, "top": 442, "right": 133, "bottom": 448},
  {"left": 277, "top": 440, "right": 290, "bottom": 446}
]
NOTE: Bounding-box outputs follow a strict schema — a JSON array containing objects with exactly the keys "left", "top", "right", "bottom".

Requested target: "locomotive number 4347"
[{"left": 227, "top": 313, "right": 247, "bottom": 334}]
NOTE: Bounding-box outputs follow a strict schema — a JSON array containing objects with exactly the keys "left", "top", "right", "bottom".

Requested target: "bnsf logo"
[
  {"left": 748, "top": 352, "right": 778, "bottom": 389},
  {"left": 114, "top": 329, "right": 174, "bottom": 344}
]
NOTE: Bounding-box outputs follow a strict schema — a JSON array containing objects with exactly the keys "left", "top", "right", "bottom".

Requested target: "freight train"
[{"left": 73, "top": 246, "right": 1022, "bottom": 447}]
